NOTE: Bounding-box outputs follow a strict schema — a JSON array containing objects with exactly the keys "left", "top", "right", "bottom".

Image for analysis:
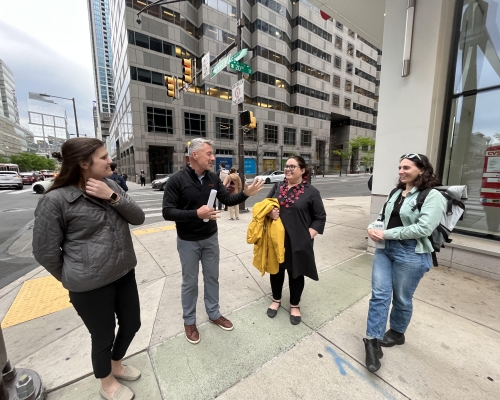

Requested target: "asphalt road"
[{"left": 0, "top": 174, "right": 371, "bottom": 288}]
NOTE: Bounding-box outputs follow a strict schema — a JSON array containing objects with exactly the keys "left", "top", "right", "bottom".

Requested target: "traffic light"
[
  {"left": 240, "top": 110, "right": 257, "bottom": 129},
  {"left": 166, "top": 76, "right": 176, "bottom": 98},
  {"left": 182, "top": 58, "right": 192, "bottom": 84}
]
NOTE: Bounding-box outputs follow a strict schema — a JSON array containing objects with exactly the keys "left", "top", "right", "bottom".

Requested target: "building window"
[
  {"left": 334, "top": 56, "right": 342, "bottom": 69},
  {"left": 29, "top": 113, "right": 42, "bottom": 124},
  {"left": 333, "top": 75, "right": 341, "bottom": 88},
  {"left": 147, "top": 107, "right": 173, "bottom": 134},
  {"left": 216, "top": 117, "right": 234, "bottom": 139},
  {"left": 335, "top": 36, "right": 343, "bottom": 50},
  {"left": 284, "top": 127, "right": 296, "bottom": 145},
  {"left": 336, "top": 21, "right": 343, "bottom": 30},
  {"left": 344, "top": 97, "right": 351, "bottom": 109},
  {"left": 346, "top": 62, "right": 353, "bottom": 74},
  {"left": 264, "top": 124, "right": 278, "bottom": 143},
  {"left": 347, "top": 43, "right": 354, "bottom": 57},
  {"left": 301, "top": 130, "right": 312, "bottom": 147},
  {"left": 332, "top": 94, "right": 340, "bottom": 107},
  {"left": 345, "top": 80, "right": 352, "bottom": 92},
  {"left": 137, "top": 68, "right": 152, "bottom": 83},
  {"left": 348, "top": 28, "right": 355, "bottom": 38},
  {"left": 184, "top": 113, "right": 206, "bottom": 137}
]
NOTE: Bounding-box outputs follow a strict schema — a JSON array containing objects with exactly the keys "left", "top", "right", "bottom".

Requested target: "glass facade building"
[
  {"left": 443, "top": 0, "right": 500, "bottom": 238},
  {"left": 27, "top": 93, "right": 69, "bottom": 156},
  {"left": 88, "top": 0, "right": 115, "bottom": 139}
]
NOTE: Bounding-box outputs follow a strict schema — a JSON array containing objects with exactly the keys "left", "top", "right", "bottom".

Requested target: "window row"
[
  {"left": 292, "top": 85, "right": 330, "bottom": 102},
  {"left": 332, "top": 94, "right": 352, "bottom": 110},
  {"left": 252, "top": 46, "right": 292, "bottom": 70},
  {"left": 357, "top": 35, "right": 382, "bottom": 55},
  {"left": 291, "top": 63, "right": 331, "bottom": 83},
  {"left": 355, "top": 68, "right": 377, "bottom": 84},
  {"left": 353, "top": 85, "right": 376, "bottom": 99},
  {"left": 350, "top": 119, "right": 377, "bottom": 130},
  {"left": 128, "top": 30, "right": 194, "bottom": 59},
  {"left": 353, "top": 102, "right": 375, "bottom": 115},
  {"left": 248, "top": 19, "right": 292, "bottom": 47},
  {"left": 293, "top": 17, "right": 332, "bottom": 42},
  {"left": 356, "top": 50, "right": 378, "bottom": 67},
  {"left": 248, "top": 0, "right": 290, "bottom": 19},
  {"left": 250, "top": 71, "right": 291, "bottom": 93},
  {"left": 292, "top": 40, "right": 331, "bottom": 62}
]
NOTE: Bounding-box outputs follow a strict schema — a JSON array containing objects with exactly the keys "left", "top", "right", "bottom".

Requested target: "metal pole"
[
  {"left": 72, "top": 98, "right": 80, "bottom": 137},
  {"left": 236, "top": 0, "right": 246, "bottom": 212}
]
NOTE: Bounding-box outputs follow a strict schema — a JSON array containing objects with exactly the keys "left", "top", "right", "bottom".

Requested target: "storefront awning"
[{"left": 307, "top": 0, "right": 386, "bottom": 49}]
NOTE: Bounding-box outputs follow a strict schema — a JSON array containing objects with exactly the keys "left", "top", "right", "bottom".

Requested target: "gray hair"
[{"left": 188, "top": 138, "right": 214, "bottom": 157}]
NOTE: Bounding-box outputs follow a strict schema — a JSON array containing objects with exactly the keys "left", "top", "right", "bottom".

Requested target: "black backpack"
[{"left": 380, "top": 187, "right": 465, "bottom": 266}]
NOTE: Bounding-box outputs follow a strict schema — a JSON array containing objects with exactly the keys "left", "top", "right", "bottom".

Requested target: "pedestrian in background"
[
  {"left": 162, "top": 138, "right": 264, "bottom": 344},
  {"left": 109, "top": 163, "right": 128, "bottom": 192},
  {"left": 139, "top": 170, "right": 146, "bottom": 187},
  {"left": 266, "top": 156, "right": 326, "bottom": 324},
  {"left": 122, "top": 172, "right": 128, "bottom": 181},
  {"left": 217, "top": 162, "right": 229, "bottom": 211},
  {"left": 364, "top": 153, "right": 446, "bottom": 373},
  {"left": 223, "top": 167, "right": 242, "bottom": 220},
  {"left": 32, "top": 137, "right": 145, "bottom": 400}
]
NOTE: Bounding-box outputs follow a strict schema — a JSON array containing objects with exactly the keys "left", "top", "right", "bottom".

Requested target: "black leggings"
[
  {"left": 69, "top": 269, "right": 141, "bottom": 378},
  {"left": 140, "top": 177, "right": 146, "bottom": 186},
  {"left": 270, "top": 268, "right": 305, "bottom": 305}
]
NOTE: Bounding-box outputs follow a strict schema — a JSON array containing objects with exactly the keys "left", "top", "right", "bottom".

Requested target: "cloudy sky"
[{"left": 0, "top": 0, "right": 96, "bottom": 137}]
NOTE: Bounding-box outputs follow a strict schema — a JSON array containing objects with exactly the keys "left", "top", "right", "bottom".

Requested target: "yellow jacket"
[{"left": 247, "top": 198, "right": 285, "bottom": 276}]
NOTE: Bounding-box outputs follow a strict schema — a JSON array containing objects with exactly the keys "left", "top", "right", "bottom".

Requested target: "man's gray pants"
[{"left": 177, "top": 233, "right": 221, "bottom": 325}]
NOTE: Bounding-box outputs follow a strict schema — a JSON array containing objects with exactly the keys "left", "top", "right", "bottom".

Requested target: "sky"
[{"left": 0, "top": 0, "right": 96, "bottom": 137}]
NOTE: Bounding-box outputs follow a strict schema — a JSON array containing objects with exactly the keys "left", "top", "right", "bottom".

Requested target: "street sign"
[
  {"left": 229, "top": 61, "right": 253, "bottom": 75},
  {"left": 211, "top": 55, "right": 231, "bottom": 78},
  {"left": 201, "top": 52, "right": 210, "bottom": 80},
  {"left": 231, "top": 48, "right": 248, "bottom": 62},
  {"left": 232, "top": 79, "right": 244, "bottom": 106}
]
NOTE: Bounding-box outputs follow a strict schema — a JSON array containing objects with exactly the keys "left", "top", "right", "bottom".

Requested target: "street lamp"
[{"left": 39, "top": 93, "right": 79, "bottom": 137}]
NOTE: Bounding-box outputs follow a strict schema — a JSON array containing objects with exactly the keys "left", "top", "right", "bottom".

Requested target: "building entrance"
[{"left": 148, "top": 145, "right": 174, "bottom": 180}]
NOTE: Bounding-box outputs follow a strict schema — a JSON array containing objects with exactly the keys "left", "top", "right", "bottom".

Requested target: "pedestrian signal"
[
  {"left": 248, "top": 112, "right": 256, "bottom": 129},
  {"left": 182, "top": 59, "right": 192, "bottom": 84},
  {"left": 166, "top": 76, "right": 176, "bottom": 98}
]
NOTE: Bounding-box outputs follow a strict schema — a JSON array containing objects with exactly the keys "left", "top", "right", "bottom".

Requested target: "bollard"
[{"left": 0, "top": 327, "right": 43, "bottom": 400}]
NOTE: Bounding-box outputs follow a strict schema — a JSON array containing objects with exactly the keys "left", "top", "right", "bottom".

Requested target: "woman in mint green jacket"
[{"left": 363, "top": 154, "right": 446, "bottom": 373}]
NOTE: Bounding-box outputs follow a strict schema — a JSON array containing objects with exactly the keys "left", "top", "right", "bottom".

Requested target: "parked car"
[
  {"left": 152, "top": 175, "right": 169, "bottom": 191},
  {"left": 0, "top": 171, "right": 23, "bottom": 190},
  {"left": 32, "top": 179, "right": 54, "bottom": 194},
  {"left": 40, "top": 170, "right": 55, "bottom": 179},
  {"left": 247, "top": 170, "right": 285, "bottom": 184},
  {"left": 20, "top": 172, "right": 43, "bottom": 185}
]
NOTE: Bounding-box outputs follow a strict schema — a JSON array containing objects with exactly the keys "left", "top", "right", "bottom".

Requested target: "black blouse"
[{"left": 387, "top": 193, "right": 405, "bottom": 229}]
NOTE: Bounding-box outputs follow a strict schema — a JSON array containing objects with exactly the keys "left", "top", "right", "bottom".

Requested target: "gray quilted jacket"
[{"left": 32, "top": 179, "right": 145, "bottom": 292}]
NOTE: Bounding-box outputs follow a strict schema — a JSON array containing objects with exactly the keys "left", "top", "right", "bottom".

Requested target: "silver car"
[{"left": 0, "top": 171, "right": 23, "bottom": 190}]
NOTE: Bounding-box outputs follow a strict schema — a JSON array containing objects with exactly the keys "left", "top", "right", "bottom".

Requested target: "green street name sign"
[
  {"left": 229, "top": 61, "right": 253, "bottom": 75},
  {"left": 231, "top": 48, "right": 248, "bottom": 62},
  {"left": 211, "top": 55, "right": 231, "bottom": 78}
]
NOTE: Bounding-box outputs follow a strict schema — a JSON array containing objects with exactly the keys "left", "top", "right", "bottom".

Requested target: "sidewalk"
[{"left": 0, "top": 196, "right": 498, "bottom": 399}]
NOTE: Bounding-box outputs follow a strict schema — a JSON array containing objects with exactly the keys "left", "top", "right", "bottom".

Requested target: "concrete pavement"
[{"left": 0, "top": 196, "right": 498, "bottom": 399}]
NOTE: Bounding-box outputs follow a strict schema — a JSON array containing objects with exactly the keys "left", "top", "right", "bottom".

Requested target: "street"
[{"left": 0, "top": 174, "right": 371, "bottom": 288}]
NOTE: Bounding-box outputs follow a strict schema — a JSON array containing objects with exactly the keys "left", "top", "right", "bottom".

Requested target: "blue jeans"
[{"left": 366, "top": 239, "right": 432, "bottom": 339}]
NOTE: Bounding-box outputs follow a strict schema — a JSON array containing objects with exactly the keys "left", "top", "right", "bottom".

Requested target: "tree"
[
  {"left": 332, "top": 147, "right": 353, "bottom": 177},
  {"left": 348, "top": 137, "right": 375, "bottom": 173},
  {"left": 0, "top": 155, "right": 9, "bottom": 163},
  {"left": 9, "top": 153, "right": 56, "bottom": 172}
]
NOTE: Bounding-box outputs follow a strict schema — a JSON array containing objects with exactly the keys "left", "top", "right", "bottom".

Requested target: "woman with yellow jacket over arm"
[{"left": 266, "top": 156, "right": 326, "bottom": 325}]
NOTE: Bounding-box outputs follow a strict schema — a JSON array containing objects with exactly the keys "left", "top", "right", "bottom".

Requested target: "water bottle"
[{"left": 372, "top": 220, "right": 385, "bottom": 249}]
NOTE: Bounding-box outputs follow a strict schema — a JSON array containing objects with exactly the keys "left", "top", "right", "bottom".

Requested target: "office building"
[
  {"left": 0, "top": 60, "right": 35, "bottom": 157},
  {"left": 27, "top": 93, "right": 70, "bottom": 156},
  {"left": 87, "top": 0, "right": 116, "bottom": 140},
  {"left": 106, "top": 0, "right": 380, "bottom": 180},
  {"left": 305, "top": 0, "right": 499, "bottom": 276}
]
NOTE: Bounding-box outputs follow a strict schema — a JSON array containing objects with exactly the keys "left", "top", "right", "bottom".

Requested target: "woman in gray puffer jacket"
[{"left": 33, "top": 138, "right": 145, "bottom": 400}]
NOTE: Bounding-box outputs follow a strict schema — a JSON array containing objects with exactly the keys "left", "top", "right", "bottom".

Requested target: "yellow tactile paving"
[
  {"left": 1, "top": 276, "right": 71, "bottom": 329},
  {"left": 132, "top": 225, "right": 176, "bottom": 236}
]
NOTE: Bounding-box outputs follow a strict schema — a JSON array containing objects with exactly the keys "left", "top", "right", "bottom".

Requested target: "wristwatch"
[{"left": 109, "top": 192, "right": 119, "bottom": 202}]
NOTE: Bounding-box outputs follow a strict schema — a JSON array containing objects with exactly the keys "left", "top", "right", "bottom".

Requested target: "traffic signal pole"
[{"left": 235, "top": 0, "right": 247, "bottom": 212}]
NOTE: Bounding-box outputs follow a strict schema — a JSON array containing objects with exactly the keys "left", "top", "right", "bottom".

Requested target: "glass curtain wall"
[{"left": 443, "top": 0, "right": 500, "bottom": 238}]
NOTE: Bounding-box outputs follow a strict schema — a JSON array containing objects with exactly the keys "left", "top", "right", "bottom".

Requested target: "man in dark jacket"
[
  {"left": 162, "top": 138, "right": 263, "bottom": 344},
  {"left": 109, "top": 163, "right": 128, "bottom": 191}
]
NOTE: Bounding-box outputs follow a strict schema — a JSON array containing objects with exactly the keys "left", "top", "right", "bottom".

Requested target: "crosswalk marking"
[
  {"left": 8, "top": 190, "right": 33, "bottom": 195},
  {"left": 145, "top": 212, "right": 163, "bottom": 218}
]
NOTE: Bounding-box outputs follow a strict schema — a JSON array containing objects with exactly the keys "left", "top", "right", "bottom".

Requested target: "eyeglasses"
[
  {"left": 400, "top": 153, "right": 421, "bottom": 161},
  {"left": 284, "top": 165, "right": 298, "bottom": 170}
]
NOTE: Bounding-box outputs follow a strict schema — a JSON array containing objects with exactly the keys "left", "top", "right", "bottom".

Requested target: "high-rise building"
[
  {"left": 0, "top": 60, "right": 35, "bottom": 157},
  {"left": 27, "top": 93, "right": 70, "bottom": 156},
  {"left": 105, "top": 0, "right": 380, "bottom": 180},
  {"left": 87, "top": 0, "right": 116, "bottom": 140}
]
